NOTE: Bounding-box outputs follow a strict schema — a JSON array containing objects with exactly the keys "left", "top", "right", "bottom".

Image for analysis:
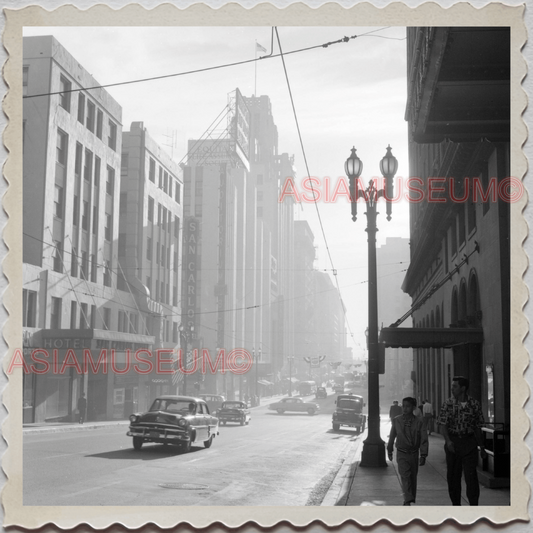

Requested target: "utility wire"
[{"left": 23, "top": 28, "right": 398, "bottom": 100}]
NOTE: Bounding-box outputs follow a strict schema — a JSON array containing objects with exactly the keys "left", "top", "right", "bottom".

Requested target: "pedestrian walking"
[
  {"left": 77, "top": 393, "right": 87, "bottom": 424},
  {"left": 437, "top": 376, "right": 487, "bottom": 506},
  {"left": 413, "top": 398, "right": 422, "bottom": 418},
  {"left": 422, "top": 398, "right": 434, "bottom": 435},
  {"left": 387, "top": 397, "right": 428, "bottom": 506},
  {"left": 389, "top": 400, "right": 403, "bottom": 421}
]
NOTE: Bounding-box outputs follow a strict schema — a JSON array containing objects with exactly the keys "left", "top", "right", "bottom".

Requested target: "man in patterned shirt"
[
  {"left": 387, "top": 397, "right": 428, "bottom": 506},
  {"left": 437, "top": 376, "right": 488, "bottom": 505}
]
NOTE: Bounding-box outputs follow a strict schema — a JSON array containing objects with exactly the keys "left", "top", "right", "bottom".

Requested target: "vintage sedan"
[
  {"left": 315, "top": 386, "right": 328, "bottom": 399},
  {"left": 216, "top": 401, "right": 251, "bottom": 425},
  {"left": 268, "top": 397, "right": 320, "bottom": 415},
  {"left": 332, "top": 393, "right": 366, "bottom": 433},
  {"left": 127, "top": 395, "right": 219, "bottom": 452}
]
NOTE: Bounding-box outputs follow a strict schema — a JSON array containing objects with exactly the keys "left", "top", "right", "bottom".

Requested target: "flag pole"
[{"left": 254, "top": 40, "right": 257, "bottom": 96}]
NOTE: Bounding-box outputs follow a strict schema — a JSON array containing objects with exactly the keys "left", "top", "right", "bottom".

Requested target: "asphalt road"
[{"left": 23, "top": 393, "right": 365, "bottom": 506}]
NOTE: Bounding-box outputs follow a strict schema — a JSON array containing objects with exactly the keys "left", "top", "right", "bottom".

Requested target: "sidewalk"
[{"left": 325, "top": 428, "right": 511, "bottom": 506}]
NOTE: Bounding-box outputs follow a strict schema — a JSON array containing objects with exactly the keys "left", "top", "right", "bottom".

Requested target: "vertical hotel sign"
[{"left": 183, "top": 217, "right": 199, "bottom": 329}]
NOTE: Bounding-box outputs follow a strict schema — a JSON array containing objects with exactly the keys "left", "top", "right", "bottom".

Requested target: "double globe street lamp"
[{"left": 345, "top": 145, "right": 398, "bottom": 468}]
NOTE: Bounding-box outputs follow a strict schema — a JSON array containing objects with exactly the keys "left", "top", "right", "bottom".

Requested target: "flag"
[{"left": 256, "top": 42, "right": 267, "bottom": 53}]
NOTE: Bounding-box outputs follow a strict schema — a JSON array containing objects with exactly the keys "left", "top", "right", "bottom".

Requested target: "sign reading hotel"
[{"left": 183, "top": 217, "right": 199, "bottom": 330}]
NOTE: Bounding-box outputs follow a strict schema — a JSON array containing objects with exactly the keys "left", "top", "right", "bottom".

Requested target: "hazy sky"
[{"left": 23, "top": 26, "right": 410, "bottom": 358}]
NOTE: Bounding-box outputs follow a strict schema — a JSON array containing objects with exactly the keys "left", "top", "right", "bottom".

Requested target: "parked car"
[
  {"left": 332, "top": 393, "right": 366, "bottom": 433},
  {"left": 200, "top": 393, "right": 226, "bottom": 413},
  {"left": 268, "top": 397, "right": 320, "bottom": 415},
  {"left": 216, "top": 401, "right": 251, "bottom": 426},
  {"left": 127, "top": 395, "right": 219, "bottom": 452},
  {"left": 315, "top": 386, "right": 328, "bottom": 399},
  {"left": 333, "top": 383, "right": 344, "bottom": 393}
]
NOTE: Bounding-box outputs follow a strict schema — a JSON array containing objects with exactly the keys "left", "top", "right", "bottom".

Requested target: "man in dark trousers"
[
  {"left": 77, "top": 393, "right": 87, "bottom": 424},
  {"left": 387, "top": 397, "right": 428, "bottom": 506},
  {"left": 389, "top": 400, "right": 403, "bottom": 421},
  {"left": 437, "top": 376, "right": 487, "bottom": 505}
]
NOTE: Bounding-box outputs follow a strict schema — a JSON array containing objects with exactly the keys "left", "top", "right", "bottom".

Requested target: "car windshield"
[
  {"left": 338, "top": 398, "right": 363, "bottom": 410},
  {"left": 150, "top": 399, "right": 197, "bottom": 414},
  {"left": 223, "top": 402, "right": 243, "bottom": 408}
]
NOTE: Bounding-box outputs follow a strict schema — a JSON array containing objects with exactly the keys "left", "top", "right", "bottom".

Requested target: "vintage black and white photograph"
[{"left": 1, "top": 1, "right": 529, "bottom": 529}]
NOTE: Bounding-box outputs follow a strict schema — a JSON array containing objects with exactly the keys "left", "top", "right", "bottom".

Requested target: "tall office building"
[{"left": 22, "top": 36, "right": 155, "bottom": 423}]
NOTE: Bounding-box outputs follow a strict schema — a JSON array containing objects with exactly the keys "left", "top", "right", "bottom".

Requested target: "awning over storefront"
[
  {"left": 257, "top": 379, "right": 273, "bottom": 386},
  {"left": 379, "top": 327, "right": 484, "bottom": 349}
]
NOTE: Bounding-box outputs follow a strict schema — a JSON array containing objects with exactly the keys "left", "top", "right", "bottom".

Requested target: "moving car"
[
  {"left": 268, "top": 397, "right": 320, "bottom": 415},
  {"left": 332, "top": 393, "right": 366, "bottom": 433},
  {"left": 200, "top": 394, "right": 226, "bottom": 413},
  {"left": 333, "top": 383, "right": 344, "bottom": 394},
  {"left": 127, "top": 395, "right": 219, "bottom": 452},
  {"left": 315, "top": 386, "right": 328, "bottom": 399},
  {"left": 216, "top": 401, "right": 251, "bottom": 426}
]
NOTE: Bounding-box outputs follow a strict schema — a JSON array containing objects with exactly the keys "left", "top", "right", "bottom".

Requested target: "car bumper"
[
  {"left": 128, "top": 426, "right": 190, "bottom": 443},
  {"left": 218, "top": 415, "right": 245, "bottom": 421}
]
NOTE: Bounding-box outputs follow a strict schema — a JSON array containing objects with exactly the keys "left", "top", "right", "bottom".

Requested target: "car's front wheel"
[
  {"left": 277, "top": 408, "right": 284, "bottom": 414},
  {"left": 307, "top": 408, "right": 316, "bottom": 415},
  {"left": 204, "top": 435, "right": 214, "bottom": 448},
  {"left": 133, "top": 437, "right": 144, "bottom": 450}
]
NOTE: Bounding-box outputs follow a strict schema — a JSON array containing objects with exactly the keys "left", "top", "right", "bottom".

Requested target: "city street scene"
[{"left": 12, "top": 13, "right": 521, "bottom": 522}]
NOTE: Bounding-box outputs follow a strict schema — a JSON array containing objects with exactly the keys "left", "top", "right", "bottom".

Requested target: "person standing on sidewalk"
[
  {"left": 423, "top": 399, "right": 434, "bottom": 435},
  {"left": 437, "top": 376, "right": 488, "bottom": 506},
  {"left": 77, "top": 393, "right": 87, "bottom": 424},
  {"left": 387, "top": 397, "right": 428, "bottom": 506},
  {"left": 389, "top": 400, "right": 403, "bottom": 421}
]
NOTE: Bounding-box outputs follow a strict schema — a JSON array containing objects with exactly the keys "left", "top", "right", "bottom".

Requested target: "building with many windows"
[{"left": 22, "top": 36, "right": 155, "bottom": 423}]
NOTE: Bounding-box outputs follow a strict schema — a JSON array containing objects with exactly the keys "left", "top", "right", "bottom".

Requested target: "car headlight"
[
  {"left": 178, "top": 418, "right": 188, "bottom": 427},
  {"left": 129, "top": 414, "right": 139, "bottom": 423}
]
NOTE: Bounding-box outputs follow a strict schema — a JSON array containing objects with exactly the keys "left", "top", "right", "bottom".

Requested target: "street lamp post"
[
  {"left": 179, "top": 324, "right": 195, "bottom": 396},
  {"left": 345, "top": 145, "right": 398, "bottom": 468}
]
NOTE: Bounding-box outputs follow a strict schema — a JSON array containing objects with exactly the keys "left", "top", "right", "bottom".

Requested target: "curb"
[
  {"left": 23, "top": 421, "right": 130, "bottom": 435},
  {"left": 320, "top": 432, "right": 364, "bottom": 506}
]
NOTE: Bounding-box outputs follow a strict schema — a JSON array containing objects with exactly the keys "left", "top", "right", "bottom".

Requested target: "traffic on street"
[{"left": 23, "top": 387, "right": 382, "bottom": 506}]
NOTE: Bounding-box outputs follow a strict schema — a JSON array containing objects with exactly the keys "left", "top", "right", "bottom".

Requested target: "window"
[
  {"left": 82, "top": 252, "right": 89, "bottom": 280},
  {"left": 146, "top": 237, "right": 152, "bottom": 261},
  {"left": 75, "top": 143, "right": 83, "bottom": 177},
  {"left": 130, "top": 314, "right": 138, "bottom": 334},
  {"left": 257, "top": 174, "right": 263, "bottom": 185},
  {"left": 159, "top": 167, "right": 163, "bottom": 188},
  {"left": 54, "top": 185, "right": 64, "bottom": 219},
  {"left": 71, "top": 247, "right": 78, "bottom": 277},
  {"left": 164, "top": 172, "right": 168, "bottom": 194},
  {"left": 167, "top": 248, "right": 170, "bottom": 269},
  {"left": 158, "top": 203, "right": 162, "bottom": 226},
  {"left": 106, "top": 166, "right": 115, "bottom": 196},
  {"left": 83, "top": 149, "right": 93, "bottom": 182},
  {"left": 175, "top": 182, "right": 181, "bottom": 204},
  {"left": 173, "top": 286, "right": 178, "bottom": 306},
  {"left": 105, "top": 213, "right": 112, "bottom": 241},
  {"left": 174, "top": 250, "right": 179, "bottom": 272},
  {"left": 82, "top": 201, "right": 89, "bottom": 231},
  {"left": 120, "top": 192, "right": 127, "bottom": 215},
  {"left": 173, "top": 322, "right": 178, "bottom": 343},
  {"left": 77, "top": 93, "right": 85, "bottom": 124},
  {"left": 103, "top": 261, "right": 111, "bottom": 287},
  {"left": 103, "top": 307, "right": 111, "bottom": 330},
  {"left": 56, "top": 129, "right": 68, "bottom": 165},
  {"left": 23, "top": 289, "right": 37, "bottom": 327},
  {"left": 50, "top": 297, "right": 62, "bottom": 329},
  {"left": 86, "top": 101, "right": 95, "bottom": 132},
  {"left": 70, "top": 301, "right": 77, "bottom": 329},
  {"left": 118, "top": 310, "right": 126, "bottom": 333},
  {"left": 161, "top": 207, "right": 167, "bottom": 231},
  {"left": 168, "top": 178, "right": 172, "bottom": 198},
  {"left": 121, "top": 152, "right": 129, "bottom": 170},
  {"left": 80, "top": 303, "right": 88, "bottom": 329},
  {"left": 148, "top": 196, "right": 154, "bottom": 222},
  {"left": 161, "top": 282, "right": 165, "bottom": 303},
  {"left": 156, "top": 242, "right": 160, "bottom": 265},
  {"left": 149, "top": 158, "right": 156, "bottom": 182},
  {"left": 96, "top": 109, "right": 103, "bottom": 139},
  {"left": 92, "top": 205, "right": 98, "bottom": 235},
  {"left": 108, "top": 120, "right": 117, "bottom": 150},
  {"left": 23, "top": 66, "right": 29, "bottom": 96},
  {"left": 94, "top": 156, "right": 101, "bottom": 188},
  {"left": 53, "top": 241, "right": 63, "bottom": 272},
  {"left": 59, "top": 75, "right": 71, "bottom": 111},
  {"left": 257, "top": 191, "right": 263, "bottom": 202},
  {"left": 73, "top": 195, "right": 80, "bottom": 226},
  {"left": 90, "top": 254, "right": 97, "bottom": 282},
  {"left": 90, "top": 305, "right": 96, "bottom": 329}
]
